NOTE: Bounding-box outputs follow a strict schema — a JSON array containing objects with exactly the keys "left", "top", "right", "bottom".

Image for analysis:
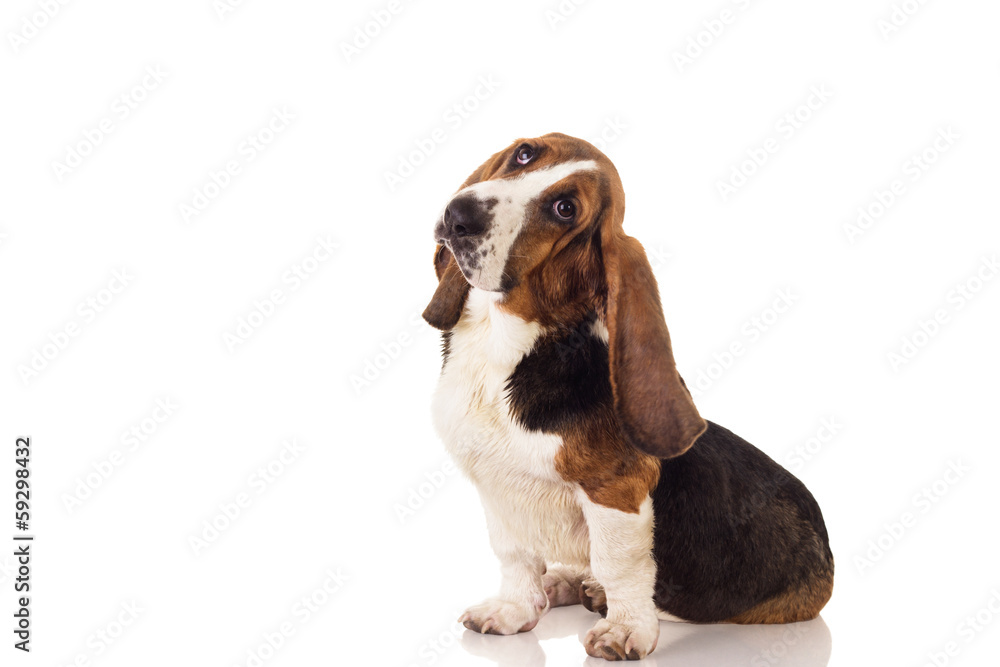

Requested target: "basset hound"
[{"left": 422, "top": 133, "right": 833, "bottom": 661}]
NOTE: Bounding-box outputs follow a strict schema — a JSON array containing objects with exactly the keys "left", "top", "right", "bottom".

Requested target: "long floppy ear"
[
  {"left": 422, "top": 244, "right": 470, "bottom": 330},
  {"left": 421, "top": 144, "right": 510, "bottom": 331},
  {"left": 603, "top": 228, "right": 707, "bottom": 458}
]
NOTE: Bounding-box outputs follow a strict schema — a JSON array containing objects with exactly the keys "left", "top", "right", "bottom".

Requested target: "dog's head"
[{"left": 423, "top": 133, "right": 705, "bottom": 459}]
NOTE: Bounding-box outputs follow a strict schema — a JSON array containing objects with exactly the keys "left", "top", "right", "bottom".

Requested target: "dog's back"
[{"left": 653, "top": 421, "right": 834, "bottom": 623}]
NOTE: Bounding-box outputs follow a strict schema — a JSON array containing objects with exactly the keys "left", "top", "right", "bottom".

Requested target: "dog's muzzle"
[{"left": 434, "top": 193, "right": 498, "bottom": 284}]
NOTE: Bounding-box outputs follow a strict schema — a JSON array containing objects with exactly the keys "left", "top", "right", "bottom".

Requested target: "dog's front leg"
[
  {"left": 459, "top": 503, "right": 548, "bottom": 635},
  {"left": 579, "top": 493, "right": 660, "bottom": 660}
]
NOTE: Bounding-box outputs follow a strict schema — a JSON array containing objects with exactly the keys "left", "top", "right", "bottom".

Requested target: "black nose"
[{"left": 444, "top": 196, "right": 486, "bottom": 238}]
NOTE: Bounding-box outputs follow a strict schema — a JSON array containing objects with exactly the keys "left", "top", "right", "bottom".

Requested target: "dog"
[{"left": 422, "top": 133, "right": 833, "bottom": 661}]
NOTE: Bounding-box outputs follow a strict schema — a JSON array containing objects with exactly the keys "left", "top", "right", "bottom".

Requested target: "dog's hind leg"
[
  {"left": 542, "top": 563, "right": 588, "bottom": 608},
  {"left": 580, "top": 577, "right": 609, "bottom": 617}
]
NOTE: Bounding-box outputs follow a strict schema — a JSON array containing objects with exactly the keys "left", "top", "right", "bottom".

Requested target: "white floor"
[{"left": 416, "top": 607, "right": 832, "bottom": 667}]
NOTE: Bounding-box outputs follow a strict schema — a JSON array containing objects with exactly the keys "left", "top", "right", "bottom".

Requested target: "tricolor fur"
[{"left": 424, "top": 133, "right": 833, "bottom": 661}]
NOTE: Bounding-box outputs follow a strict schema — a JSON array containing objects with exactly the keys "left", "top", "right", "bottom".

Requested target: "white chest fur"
[{"left": 432, "top": 289, "right": 590, "bottom": 565}]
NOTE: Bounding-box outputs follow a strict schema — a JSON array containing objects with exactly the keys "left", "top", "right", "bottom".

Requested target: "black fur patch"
[
  {"left": 505, "top": 315, "right": 612, "bottom": 432},
  {"left": 440, "top": 331, "right": 453, "bottom": 367},
  {"left": 651, "top": 421, "right": 834, "bottom": 622}
]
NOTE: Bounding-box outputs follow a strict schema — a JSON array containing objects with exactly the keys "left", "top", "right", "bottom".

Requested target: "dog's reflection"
[{"left": 460, "top": 607, "right": 831, "bottom": 667}]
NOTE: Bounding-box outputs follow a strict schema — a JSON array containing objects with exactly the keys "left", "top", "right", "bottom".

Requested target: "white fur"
[
  {"left": 432, "top": 288, "right": 590, "bottom": 568},
  {"left": 451, "top": 160, "right": 598, "bottom": 291},
  {"left": 591, "top": 318, "right": 610, "bottom": 343},
  {"left": 656, "top": 609, "right": 688, "bottom": 623},
  {"left": 433, "top": 287, "right": 671, "bottom": 654},
  {"left": 579, "top": 493, "right": 661, "bottom": 658}
]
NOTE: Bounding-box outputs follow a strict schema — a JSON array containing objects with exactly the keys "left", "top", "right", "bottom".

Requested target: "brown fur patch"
[
  {"left": 722, "top": 569, "right": 834, "bottom": 624},
  {"left": 422, "top": 247, "right": 471, "bottom": 331},
  {"left": 555, "top": 414, "right": 661, "bottom": 514},
  {"left": 497, "top": 222, "right": 604, "bottom": 327},
  {"left": 602, "top": 229, "right": 706, "bottom": 459},
  {"left": 493, "top": 163, "right": 607, "bottom": 327}
]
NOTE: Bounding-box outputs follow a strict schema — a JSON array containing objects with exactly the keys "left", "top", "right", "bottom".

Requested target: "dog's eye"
[
  {"left": 516, "top": 144, "right": 534, "bottom": 165},
  {"left": 553, "top": 199, "right": 576, "bottom": 221}
]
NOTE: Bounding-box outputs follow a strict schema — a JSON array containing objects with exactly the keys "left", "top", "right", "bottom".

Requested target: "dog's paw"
[
  {"left": 584, "top": 616, "right": 659, "bottom": 661},
  {"left": 459, "top": 596, "right": 547, "bottom": 635},
  {"left": 579, "top": 578, "right": 608, "bottom": 617},
  {"left": 542, "top": 564, "right": 584, "bottom": 608}
]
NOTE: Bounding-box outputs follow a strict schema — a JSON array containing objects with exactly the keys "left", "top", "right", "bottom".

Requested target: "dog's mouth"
[
  {"left": 448, "top": 249, "right": 483, "bottom": 289},
  {"left": 438, "top": 235, "right": 492, "bottom": 291}
]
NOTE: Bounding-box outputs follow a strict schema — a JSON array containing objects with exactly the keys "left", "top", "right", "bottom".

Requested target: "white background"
[{"left": 1, "top": 0, "right": 999, "bottom": 665}]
